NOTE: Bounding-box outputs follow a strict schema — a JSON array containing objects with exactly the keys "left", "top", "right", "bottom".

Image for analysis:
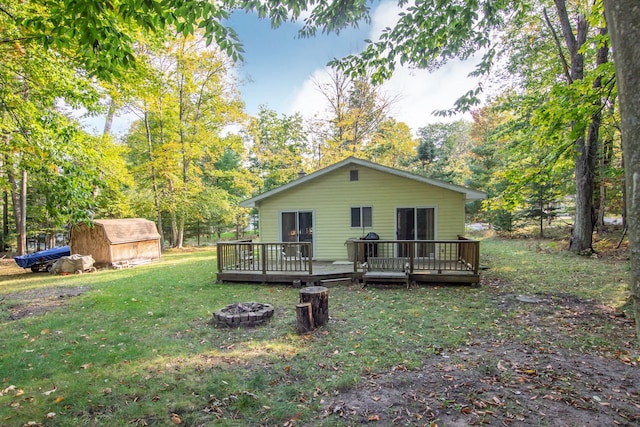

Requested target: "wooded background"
[{"left": 0, "top": 0, "right": 630, "bottom": 258}]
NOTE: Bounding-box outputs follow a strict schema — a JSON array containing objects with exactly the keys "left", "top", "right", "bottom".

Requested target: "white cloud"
[
  {"left": 369, "top": 1, "right": 403, "bottom": 38},
  {"left": 288, "top": 1, "right": 480, "bottom": 133}
]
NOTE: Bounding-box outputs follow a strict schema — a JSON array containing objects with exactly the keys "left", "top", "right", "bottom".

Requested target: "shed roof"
[
  {"left": 240, "top": 157, "right": 487, "bottom": 208},
  {"left": 93, "top": 219, "right": 161, "bottom": 244}
]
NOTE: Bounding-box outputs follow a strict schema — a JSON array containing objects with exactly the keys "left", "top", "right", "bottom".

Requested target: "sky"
[
  {"left": 228, "top": 1, "right": 480, "bottom": 133},
  {"left": 90, "top": 1, "right": 479, "bottom": 136}
]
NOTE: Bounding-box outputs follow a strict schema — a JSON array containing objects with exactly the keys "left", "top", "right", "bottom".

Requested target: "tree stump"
[
  {"left": 295, "top": 302, "right": 314, "bottom": 333},
  {"left": 299, "top": 286, "right": 329, "bottom": 329}
]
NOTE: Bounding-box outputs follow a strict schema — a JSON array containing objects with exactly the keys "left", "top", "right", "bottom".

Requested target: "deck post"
[
  {"left": 473, "top": 240, "right": 480, "bottom": 274},
  {"left": 261, "top": 243, "right": 267, "bottom": 275},
  {"left": 216, "top": 243, "right": 222, "bottom": 273},
  {"left": 409, "top": 241, "right": 414, "bottom": 273}
]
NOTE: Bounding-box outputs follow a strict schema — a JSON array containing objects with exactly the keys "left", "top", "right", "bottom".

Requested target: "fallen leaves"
[
  {"left": 0, "top": 385, "right": 22, "bottom": 397},
  {"left": 42, "top": 385, "right": 57, "bottom": 396}
]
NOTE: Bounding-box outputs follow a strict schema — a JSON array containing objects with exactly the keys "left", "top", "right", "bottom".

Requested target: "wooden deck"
[
  {"left": 216, "top": 261, "right": 356, "bottom": 285},
  {"left": 216, "top": 238, "right": 480, "bottom": 286}
]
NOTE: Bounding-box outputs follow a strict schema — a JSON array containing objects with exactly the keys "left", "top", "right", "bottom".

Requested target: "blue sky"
[
  {"left": 227, "top": 2, "right": 479, "bottom": 133},
  {"left": 227, "top": 11, "right": 370, "bottom": 116},
  {"left": 88, "top": 1, "right": 479, "bottom": 136}
]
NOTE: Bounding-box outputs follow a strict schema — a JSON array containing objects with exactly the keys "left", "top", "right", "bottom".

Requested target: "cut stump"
[
  {"left": 299, "top": 286, "right": 329, "bottom": 329},
  {"left": 296, "top": 302, "right": 314, "bottom": 333}
]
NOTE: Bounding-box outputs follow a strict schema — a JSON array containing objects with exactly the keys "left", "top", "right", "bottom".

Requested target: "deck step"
[{"left": 320, "top": 277, "right": 352, "bottom": 286}]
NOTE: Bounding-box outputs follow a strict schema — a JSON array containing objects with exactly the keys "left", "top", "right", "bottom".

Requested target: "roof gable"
[{"left": 240, "top": 157, "right": 486, "bottom": 208}]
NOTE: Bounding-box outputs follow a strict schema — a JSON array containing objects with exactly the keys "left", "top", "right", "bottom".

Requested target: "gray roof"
[{"left": 240, "top": 157, "right": 486, "bottom": 208}]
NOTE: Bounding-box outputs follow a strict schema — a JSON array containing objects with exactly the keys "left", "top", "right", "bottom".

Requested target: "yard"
[{"left": 0, "top": 236, "right": 638, "bottom": 426}]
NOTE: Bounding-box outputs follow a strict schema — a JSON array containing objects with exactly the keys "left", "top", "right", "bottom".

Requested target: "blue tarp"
[{"left": 14, "top": 245, "right": 71, "bottom": 269}]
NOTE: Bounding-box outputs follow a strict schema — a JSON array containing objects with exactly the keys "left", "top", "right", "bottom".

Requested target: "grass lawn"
[{"left": 0, "top": 237, "right": 637, "bottom": 426}]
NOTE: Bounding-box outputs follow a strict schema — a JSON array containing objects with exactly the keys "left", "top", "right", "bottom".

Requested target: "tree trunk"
[
  {"left": 295, "top": 302, "right": 314, "bottom": 333},
  {"left": 144, "top": 109, "right": 164, "bottom": 250},
  {"left": 176, "top": 217, "right": 185, "bottom": 249},
  {"left": 620, "top": 148, "right": 626, "bottom": 229},
  {"left": 299, "top": 286, "right": 329, "bottom": 328},
  {"left": 590, "top": 27, "right": 610, "bottom": 235},
  {"left": 596, "top": 137, "right": 614, "bottom": 231},
  {"left": 603, "top": 0, "right": 640, "bottom": 339},
  {"left": 8, "top": 167, "right": 27, "bottom": 255},
  {"left": 103, "top": 98, "right": 117, "bottom": 136},
  {"left": 1, "top": 152, "right": 9, "bottom": 251},
  {"left": 170, "top": 213, "right": 179, "bottom": 248},
  {"left": 2, "top": 190, "right": 8, "bottom": 251},
  {"left": 539, "top": 199, "right": 544, "bottom": 238},
  {"left": 552, "top": 1, "right": 597, "bottom": 253},
  {"left": 572, "top": 142, "right": 595, "bottom": 252}
]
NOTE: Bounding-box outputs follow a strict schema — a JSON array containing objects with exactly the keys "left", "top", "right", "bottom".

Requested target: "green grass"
[
  {"left": 0, "top": 239, "right": 633, "bottom": 426},
  {"left": 480, "top": 237, "right": 630, "bottom": 307}
]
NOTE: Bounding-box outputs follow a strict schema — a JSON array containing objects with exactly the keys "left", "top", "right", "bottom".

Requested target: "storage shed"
[{"left": 70, "top": 218, "right": 161, "bottom": 267}]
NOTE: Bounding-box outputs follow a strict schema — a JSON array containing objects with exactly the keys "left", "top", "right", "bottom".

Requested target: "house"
[
  {"left": 70, "top": 218, "right": 161, "bottom": 267},
  {"left": 239, "top": 157, "right": 485, "bottom": 262}
]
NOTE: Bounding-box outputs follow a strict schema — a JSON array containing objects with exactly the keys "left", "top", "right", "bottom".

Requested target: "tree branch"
[
  {"left": 543, "top": 7, "right": 572, "bottom": 84},
  {"left": 0, "top": 4, "right": 15, "bottom": 20},
  {"left": 553, "top": 0, "right": 577, "bottom": 56}
]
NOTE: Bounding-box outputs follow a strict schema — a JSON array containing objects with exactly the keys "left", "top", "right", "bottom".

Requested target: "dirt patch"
[
  {"left": 0, "top": 286, "right": 90, "bottom": 321},
  {"left": 319, "top": 280, "right": 639, "bottom": 426},
  {"left": 322, "top": 342, "right": 638, "bottom": 426}
]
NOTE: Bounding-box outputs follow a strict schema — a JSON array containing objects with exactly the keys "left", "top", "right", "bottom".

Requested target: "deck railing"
[
  {"left": 217, "top": 241, "right": 313, "bottom": 274},
  {"left": 353, "top": 237, "right": 479, "bottom": 274},
  {"left": 217, "top": 237, "right": 478, "bottom": 276}
]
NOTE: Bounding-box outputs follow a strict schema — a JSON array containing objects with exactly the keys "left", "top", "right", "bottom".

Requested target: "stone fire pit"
[{"left": 213, "top": 302, "right": 274, "bottom": 328}]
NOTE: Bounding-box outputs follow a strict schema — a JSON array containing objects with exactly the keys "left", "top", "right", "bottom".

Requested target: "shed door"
[
  {"left": 281, "top": 211, "right": 313, "bottom": 258},
  {"left": 396, "top": 208, "right": 435, "bottom": 257}
]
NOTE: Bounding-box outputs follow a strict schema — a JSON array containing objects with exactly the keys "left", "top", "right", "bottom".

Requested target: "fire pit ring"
[{"left": 213, "top": 302, "right": 274, "bottom": 328}]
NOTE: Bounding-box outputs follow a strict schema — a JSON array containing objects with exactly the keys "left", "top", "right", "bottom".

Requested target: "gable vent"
[{"left": 350, "top": 170, "right": 359, "bottom": 181}]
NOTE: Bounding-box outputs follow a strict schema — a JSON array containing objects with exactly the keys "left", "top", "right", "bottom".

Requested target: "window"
[
  {"left": 351, "top": 207, "right": 372, "bottom": 227},
  {"left": 350, "top": 170, "right": 359, "bottom": 181}
]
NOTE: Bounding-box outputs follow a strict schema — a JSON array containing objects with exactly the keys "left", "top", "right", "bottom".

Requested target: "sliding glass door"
[
  {"left": 396, "top": 207, "right": 435, "bottom": 257},
  {"left": 280, "top": 211, "right": 313, "bottom": 258}
]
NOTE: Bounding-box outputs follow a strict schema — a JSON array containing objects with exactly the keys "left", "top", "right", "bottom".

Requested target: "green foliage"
[
  {"left": 364, "top": 118, "right": 416, "bottom": 168},
  {"left": 92, "top": 137, "right": 136, "bottom": 219},
  {"left": 0, "top": 25, "right": 105, "bottom": 237},
  {"left": 311, "top": 68, "right": 397, "bottom": 166},
  {"left": 16, "top": 0, "right": 242, "bottom": 78},
  {"left": 415, "top": 121, "right": 472, "bottom": 185},
  {"left": 0, "top": 0, "right": 627, "bottom": 255},
  {"left": 247, "top": 106, "right": 310, "bottom": 191},
  {"left": 123, "top": 33, "right": 246, "bottom": 246},
  {"left": 330, "top": 1, "right": 526, "bottom": 101}
]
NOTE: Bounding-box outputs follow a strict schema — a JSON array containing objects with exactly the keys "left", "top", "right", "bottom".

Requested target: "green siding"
[{"left": 257, "top": 164, "right": 466, "bottom": 261}]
